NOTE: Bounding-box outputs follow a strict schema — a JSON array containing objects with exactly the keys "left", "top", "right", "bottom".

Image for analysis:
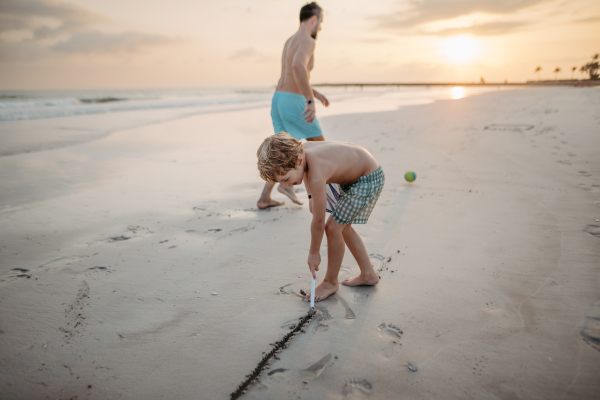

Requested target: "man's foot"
[
  {"left": 342, "top": 272, "right": 380, "bottom": 287},
  {"left": 257, "top": 199, "right": 284, "bottom": 209},
  {"left": 304, "top": 281, "right": 339, "bottom": 302},
  {"left": 277, "top": 185, "right": 303, "bottom": 206}
]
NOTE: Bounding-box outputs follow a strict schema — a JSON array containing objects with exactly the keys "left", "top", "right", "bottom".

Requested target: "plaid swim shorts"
[{"left": 331, "top": 166, "right": 385, "bottom": 225}]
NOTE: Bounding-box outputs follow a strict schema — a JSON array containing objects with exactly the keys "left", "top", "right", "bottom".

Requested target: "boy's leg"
[
  {"left": 310, "top": 215, "right": 344, "bottom": 302},
  {"left": 341, "top": 225, "right": 380, "bottom": 286},
  {"left": 257, "top": 182, "right": 284, "bottom": 209}
]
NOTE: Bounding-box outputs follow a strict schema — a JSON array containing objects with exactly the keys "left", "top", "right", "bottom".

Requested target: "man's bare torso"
[{"left": 275, "top": 32, "right": 315, "bottom": 94}]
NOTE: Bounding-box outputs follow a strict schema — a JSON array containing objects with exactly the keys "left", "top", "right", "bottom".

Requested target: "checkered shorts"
[{"left": 330, "top": 166, "right": 385, "bottom": 225}]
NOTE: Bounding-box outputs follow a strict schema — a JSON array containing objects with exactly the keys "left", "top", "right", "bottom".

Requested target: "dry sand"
[{"left": 1, "top": 87, "right": 599, "bottom": 399}]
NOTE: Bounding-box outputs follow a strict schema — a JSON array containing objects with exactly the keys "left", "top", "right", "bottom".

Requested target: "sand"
[{"left": 1, "top": 87, "right": 599, "bottom": 399}]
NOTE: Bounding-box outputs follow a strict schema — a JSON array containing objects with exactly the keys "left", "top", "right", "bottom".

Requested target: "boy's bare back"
[{"left": 302, "top": 141, "right": 379, "bottom": 190}]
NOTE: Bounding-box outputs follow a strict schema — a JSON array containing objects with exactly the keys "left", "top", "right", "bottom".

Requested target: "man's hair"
[
  {"left": 257, "top": 132, "right": 304, "bottom": 183},
  {"left": 299, "top": 2, "right": 322, "bottom": 22}
]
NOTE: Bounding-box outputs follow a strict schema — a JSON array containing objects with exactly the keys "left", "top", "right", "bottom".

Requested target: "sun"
[
  {"left": 451, "top": 86, "right": 465, "bottom": 99},
  {"left": 441, "top": 35, "right": 479, "bottom": 64}
]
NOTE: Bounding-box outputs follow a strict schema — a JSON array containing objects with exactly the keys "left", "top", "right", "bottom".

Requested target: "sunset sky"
[{"left": 1, "top": 0, "right": 599, "bottom": 89}]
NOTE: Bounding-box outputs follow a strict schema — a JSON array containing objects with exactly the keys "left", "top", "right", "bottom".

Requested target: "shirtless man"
[{"left": 257, "top": 2, "right": 330, "bottom": 209}]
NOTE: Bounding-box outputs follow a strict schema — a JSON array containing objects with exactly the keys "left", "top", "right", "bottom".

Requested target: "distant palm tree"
[
  {"left": 580, "top": 65, "right": 587, "bottom": 79},
  {"left": 534, "top": 66, "right": 542, "bottom": 81},
  {"left": 554, "top": 67, "right": 561, "bottom": 80},
  {"left": 571, "top": 66, "right": 577, "bottom": 80},
  {"left": 581, "top": 53, "right": 599, "bottom": 80}
]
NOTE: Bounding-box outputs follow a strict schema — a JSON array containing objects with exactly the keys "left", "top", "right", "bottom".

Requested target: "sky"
[{"left": 0, "top": 0, "right": 599, "bottom": 89}]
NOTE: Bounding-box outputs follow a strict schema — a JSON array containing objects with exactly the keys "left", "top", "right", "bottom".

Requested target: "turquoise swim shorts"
[{"left": 271, "top": 91, "right": 323, "bottom": 139}]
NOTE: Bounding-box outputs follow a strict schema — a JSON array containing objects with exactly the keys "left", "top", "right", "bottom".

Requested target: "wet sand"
[{"left": 1, "top": 87, "right": 599, "bottom": 399}]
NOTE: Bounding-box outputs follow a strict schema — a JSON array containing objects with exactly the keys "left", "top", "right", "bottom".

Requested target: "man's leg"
[
  {"left": 276, "top": 134, "right": 325, "bottom": 205},
  {"left": 341, "top": 225, "right": 379, "bottom": 286},
  {"left": 311, "top": 215, "right": 343, "bottom": 302},
  {"left": 257, "top": 182, "right": 284, "bottom": 209}
]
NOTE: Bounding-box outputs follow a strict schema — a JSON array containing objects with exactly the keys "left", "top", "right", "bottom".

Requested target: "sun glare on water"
[
  {"left": 451, "top": 86, "right": 465, "bottom": 99},
  {"left": 442, "top": 35, "right": 479, "bottom": 64}
]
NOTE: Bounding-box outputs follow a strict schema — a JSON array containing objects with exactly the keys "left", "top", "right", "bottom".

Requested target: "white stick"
[{"left": 310, "top": 277, "right": 315, "bottom": 309}]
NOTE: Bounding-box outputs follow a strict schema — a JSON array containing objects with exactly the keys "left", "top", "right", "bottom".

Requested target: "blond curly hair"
[{"left": 257, "top": 132, "right": 304, "bottom": 183}]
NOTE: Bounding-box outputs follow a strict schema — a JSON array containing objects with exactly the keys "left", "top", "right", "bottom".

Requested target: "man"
[{"left": 257, "top": 1, "right": 330, "bottom": 209}]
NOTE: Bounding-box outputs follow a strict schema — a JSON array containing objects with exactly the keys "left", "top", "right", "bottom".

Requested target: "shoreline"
[
  {"left": 314, "top": 80, "right": 600, "bottom": 87},
  {"left": 0, "top": 84, "right": 513, "bottom": 162}
]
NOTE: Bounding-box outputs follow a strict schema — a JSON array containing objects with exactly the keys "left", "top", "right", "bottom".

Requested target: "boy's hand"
[{"left": 307, "top": 252, "right": 320, "bottom": 279}]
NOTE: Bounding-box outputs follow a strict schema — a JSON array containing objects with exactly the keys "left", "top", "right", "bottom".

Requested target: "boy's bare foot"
[
  {"left": 257, "top": 199, "right": 284, "bottom": 209},
  {"left": 342, "top": 272, "right": 380, "bottom": 287},
  {"left": 277, "top": 185, "right": 303, "bottom": 206},
  {"left": 304, "top": 281, "right": 339, "bottom": 302}
]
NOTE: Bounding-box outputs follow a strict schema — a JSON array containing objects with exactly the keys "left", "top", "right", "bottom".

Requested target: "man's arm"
[
  {"left": 292, "top": 38, "right": 317, "bottom": 123},
  {"left": 307, "top": 177, "right": 326, "bottom": 278},
  {"left": 312, "top": 88, "right": 329, "bottom": 107}
]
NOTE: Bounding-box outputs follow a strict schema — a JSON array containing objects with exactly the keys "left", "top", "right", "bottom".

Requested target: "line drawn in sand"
[{"left": 230, "top": 311, "right": 316, "bottom": 399}]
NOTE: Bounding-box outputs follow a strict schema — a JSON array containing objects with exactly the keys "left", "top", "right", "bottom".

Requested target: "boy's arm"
[
  {"left": 304, "top": 177, "right": 313, "bottom": 214},
  {"left": 307, "top": 178, "right": 327, "bottom": 278}
]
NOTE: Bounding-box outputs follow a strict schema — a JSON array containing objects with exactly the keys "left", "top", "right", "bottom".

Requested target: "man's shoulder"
[{"left": 296, "top": 33, "right": 315, "bottom": 48}]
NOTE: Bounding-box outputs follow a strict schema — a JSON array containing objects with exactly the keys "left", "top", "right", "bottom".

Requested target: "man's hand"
[
  {"left": 307, "top": 251, "right": 320, "bottom": 279},
  {"left": 314, "top": 91, "right": 329, "bottom": 107},
  {"left": 303, "top": 101, "right": 316, "bottom": 124}
]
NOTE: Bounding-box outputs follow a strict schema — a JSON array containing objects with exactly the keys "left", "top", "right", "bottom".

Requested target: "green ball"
[{"left": 404, "top": 171, "right": 416, "bottom": 182}]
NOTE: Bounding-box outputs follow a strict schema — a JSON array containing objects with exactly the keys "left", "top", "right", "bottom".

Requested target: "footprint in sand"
[
  {"left": 250, "top": 353, "right": 332, "bottom": 398},
  {"left": 584, "top": 225, "right": 600, "bottom": 238},
  {"left": 106, "top": 225, "right": 154, "bottom": 243},
  {"left": 484, "top": 301, "right": 499, "bottom": 312},
  {"left": 581, "top": 317, "right": 600, "bottom": 352},
  {"left": 0, "top": 268, "right": 32, "bottom": 283},
  {"left": 61, "top": 265, "right": 111, "bottom": 275},
  {"left": 352, "top": 286, "right": 375, "bottom": 303},
  {"left": 279, "top": 284, "right": 355, "bottom": 320},
  {"left": 377, "top": 323, "right": 403, "bottom": 359},
  {"left": 342, "top": 378, "right": 373, "bottom": 399},
  {"left": 370, "top": 253, "right": 395, "bottom": 274},
  {"left": 378, "top": 323, "right": 403, "bottom": 339},
  {"left": 60, "top": 281, "right": 90, "bottom": 343},
  {"left": 471, "top": 357, "right": 486, "bottom": 376}
]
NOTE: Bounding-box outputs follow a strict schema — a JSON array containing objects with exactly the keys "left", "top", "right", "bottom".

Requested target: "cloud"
[
  {"left": 433, "top": 21, "right": 529, "bottom": 36},
  {"left": 0, "top": 0, "right": 180, "bottom": 60},
  {"left": 376, "top": 0, "right": 546, "bottom": 31},
  {"left": 229, "top": 47, "right": 272, "bottom": 63},
  {"left": 0, "top": 0, "right": 105, "bottom": 38},
  {"left": 0, "top": 39, "right": 47, "bottom": 61},
  {"left": 50, "top": 31, "right": 179, "bottom": 54},
  {"left": 575, "top": 16, "right": 600, "bottom": 23}
]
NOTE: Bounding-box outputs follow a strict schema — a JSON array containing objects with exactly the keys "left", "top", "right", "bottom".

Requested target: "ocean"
[{"left": 0, "top": 85, "right": 515, "bottom": 158}]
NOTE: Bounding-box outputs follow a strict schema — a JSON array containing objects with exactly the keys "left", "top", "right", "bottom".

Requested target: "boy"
[{"left": 257, "top": 132, "right": 385, "bottom": 302}]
